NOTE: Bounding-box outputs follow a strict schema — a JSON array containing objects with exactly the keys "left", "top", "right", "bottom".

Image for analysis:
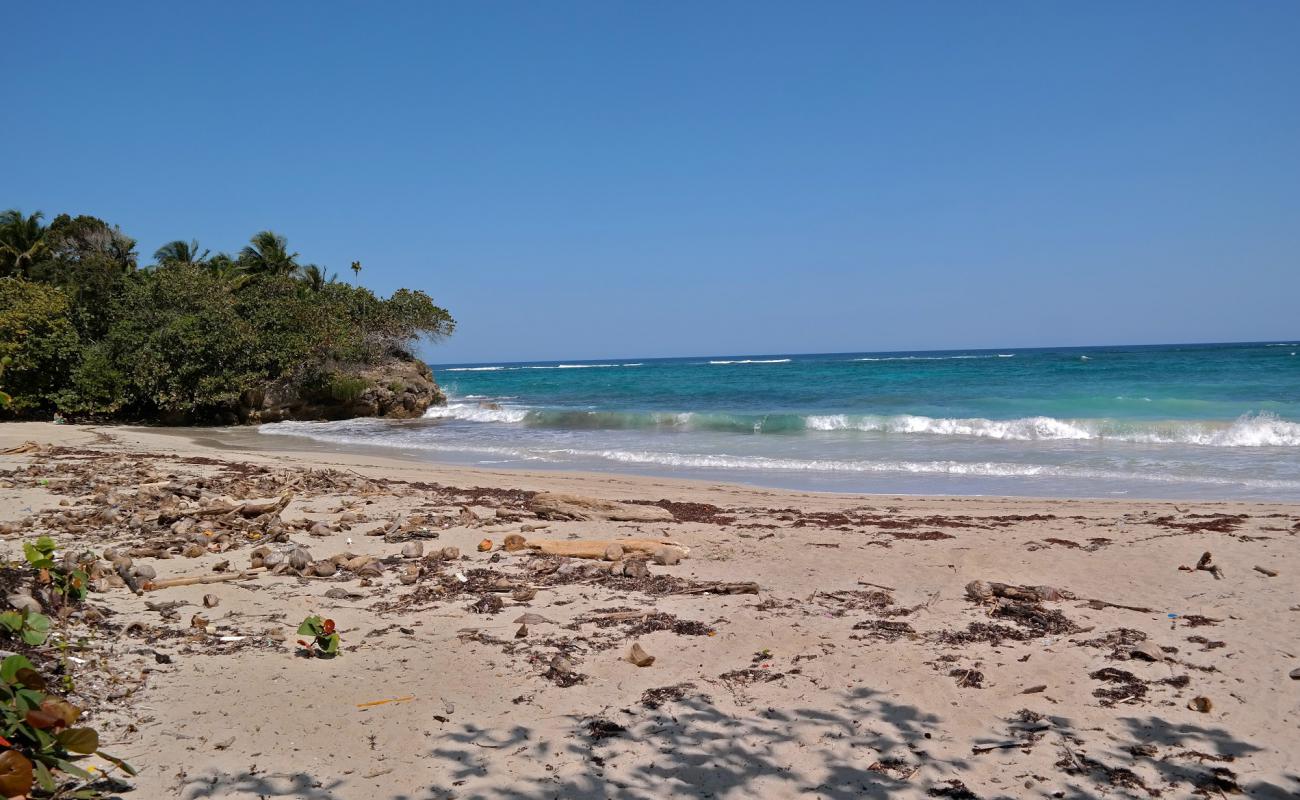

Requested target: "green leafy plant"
[
  {"left": 296, "top": 616, "right": 340, "bottom": 658},
  {"left": 0, "top": 610, "right": 51, "bottom": 647},
  {"left": 22, "top": 538, "right": 87, "bottom": 607},
  {"left": 0, "top": 654, "right": 135, "bottom": 797}
]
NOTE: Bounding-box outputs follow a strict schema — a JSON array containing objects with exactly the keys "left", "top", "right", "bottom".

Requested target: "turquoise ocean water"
[{"left": 260, "top": 342, "right": 1300, "bottom": 500}]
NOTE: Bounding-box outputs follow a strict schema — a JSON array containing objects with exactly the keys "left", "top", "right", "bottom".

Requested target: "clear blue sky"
[{"left": 7, "top": 2, "right": 1299, "bottom": 364}]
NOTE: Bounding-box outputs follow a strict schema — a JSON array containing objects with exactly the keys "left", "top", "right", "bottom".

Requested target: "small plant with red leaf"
[
  {"left": 0, "top": 654, "right": 134, "bottom": 798},
  {"left": 296, "top": 615, "right": 340, "bottom": 658}
]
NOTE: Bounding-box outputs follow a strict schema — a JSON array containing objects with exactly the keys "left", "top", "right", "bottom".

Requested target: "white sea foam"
[
  {"left": 802, "top": 412, "right": 1299, "bottom": 446},
  {"left": 708, "top": 358, "right": 792, "bottom": 365},
  {"left": 421, "top": 403, "right": 530, "bottom": 423},
  {"left": 442, "top": 366, "right": 507, "bottom": 372},
  {"left": 541, "top": 448, "right": 1299, "bottom": 489}
]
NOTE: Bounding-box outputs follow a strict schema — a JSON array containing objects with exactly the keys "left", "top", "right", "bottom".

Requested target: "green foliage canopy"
[{"left": 0, "top": 209, "right": 455, "bottom": 420}]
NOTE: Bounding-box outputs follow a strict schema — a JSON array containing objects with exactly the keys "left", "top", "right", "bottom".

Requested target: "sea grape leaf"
[
  {"left": 0, "top": 750, "right": 33, "bottom": 798},
  {"left": 97, "top": 750, "right": 138, "bottom": 776},
  {"left": 15, "top": 667, "right": 47, "bottom": 691},
  {"left": 57, "top": 727, "right": 100, "bottom": 754},
  {"left": 0, "top": 655, "right": 36, "bottom": 685}
]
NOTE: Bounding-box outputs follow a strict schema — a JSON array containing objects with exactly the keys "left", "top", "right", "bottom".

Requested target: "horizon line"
[{"left": 427, "top": 338, "right": 1299, "bottom": 368}]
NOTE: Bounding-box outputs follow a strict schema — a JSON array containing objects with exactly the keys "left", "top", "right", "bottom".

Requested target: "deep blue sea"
[{"left": 260, "top": 342, "right": 1300, "bottom": 500}]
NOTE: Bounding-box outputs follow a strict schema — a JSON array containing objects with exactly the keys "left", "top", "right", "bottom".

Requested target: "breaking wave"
[{"left": 416, "top": 405, "right": 1300, "bottom": 447}]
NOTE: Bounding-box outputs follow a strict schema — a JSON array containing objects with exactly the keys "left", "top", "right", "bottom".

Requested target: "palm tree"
[
  {"left": 0, "top": 209, "right": 49, "bottom": 277},
  {"left": 238, "top": 231, "right": 302, "bottom": 278},
  {"left": 350, "top": 260, "right": 362, "bottom": 284},
  {"left": 153, "top": 239, "right": 210, "bottom": 267},
  {"left": 204, "top": 253, "right": 249, "bottom": 288},
  {"left": 300, "top": 264, "right": 336, "bottom": 292}
]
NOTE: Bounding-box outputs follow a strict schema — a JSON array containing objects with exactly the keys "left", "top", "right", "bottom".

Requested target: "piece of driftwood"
[
  {"left": 965, "top": 580, "right": 1074, "bottom": 603},
  {"left": 502, "top": 533, "right": 689, "bottom": 560},
  {"left": 144, "top": 571, "right": 258, "bottom": 591},
  {"left": 529, "top": 493, "right": 673, "bottom": 523},
  {"left": 675, "top": 582, "right": 759, "bottom": 595},
  {"left": 582, "top": 610, "right": 655, "bottom": 622},
  {"left": 1180, "top": 551, "right": 1223, "bottom": 580},
  {"left": 1254, "top": 565, "right": 1278, "bottom": 577},
  {"left": 160, "top": 493, "right": 293, "bottom": 523},
  {"left": 1081, "top": 599, "right": 1155, "bottom": 614}
]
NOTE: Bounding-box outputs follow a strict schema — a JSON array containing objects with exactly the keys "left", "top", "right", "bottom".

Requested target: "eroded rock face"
[{"left": 240, "top": 356, "right": 446, "bottom": 423}]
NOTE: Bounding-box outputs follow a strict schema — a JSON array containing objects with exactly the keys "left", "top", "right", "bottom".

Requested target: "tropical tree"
[
  {"left": 0, "top": 210, "right": 49, "bottom": 277},
  {"left": 350, "top": 260, "right": 362, "bottom": 284},
  {"left": 238, "top": 231, "right": 302, "bottom": 278},
  {"left": 300, "top": 264, "right": 336, "bottom": 292},
  {"left": 28, "top": 214, "right": 137, "bottom": 340},
  {"left": 205, "top": 253, "right": 246, "bottom": 287},
  {"left": 154, "top": 239, "right": 210, "bottom": 267}
]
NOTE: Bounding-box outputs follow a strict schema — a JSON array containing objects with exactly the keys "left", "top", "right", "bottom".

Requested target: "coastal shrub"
[
  {"left": 0, "top": 208, "right": 455, "bottom": 421},
  {"left": 328, "top": 375, "right": 369, "bottom": 404},
  {"left": 0, "top": 653, "right": 135, "bottom": 797},
  {"left": 0, "top": 279, "right": 82, "bottom": 413},
  {"left": 64, "top": 265, "right": 262, "bottom": 419}
]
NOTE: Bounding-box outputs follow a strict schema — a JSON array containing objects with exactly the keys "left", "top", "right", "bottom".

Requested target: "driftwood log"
[
  {"left": 144, "top": 571, "right": 260, "bottom": 591},
  {"left": 159, "top": 493, "right": 293, "bottom": 524},
  {"left": 502, "top": 533, "right": 688, "bottom": 560},
  {"left": 529, "top": 493, "right": 673, "bottom": 523}
]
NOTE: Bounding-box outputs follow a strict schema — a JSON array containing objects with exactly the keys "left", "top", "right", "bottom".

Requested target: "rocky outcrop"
[{"left": 238, "top": 355, "right": 446, "bottom": 424}]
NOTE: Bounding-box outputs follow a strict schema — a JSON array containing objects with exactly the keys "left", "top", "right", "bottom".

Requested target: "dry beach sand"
[{"left": 0, "top": 422, "right": 1297, "bottom": 799}]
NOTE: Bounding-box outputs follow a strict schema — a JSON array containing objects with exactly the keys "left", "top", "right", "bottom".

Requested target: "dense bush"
[
  {"left": 0, "top": 209, "right": 454, "bottom": 421},
  {"left": 0, "top": 279, "right": 82, "bottom": 413}
]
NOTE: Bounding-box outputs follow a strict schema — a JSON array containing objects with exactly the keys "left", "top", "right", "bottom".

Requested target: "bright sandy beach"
[{"left": 1, "top": 422, "right": 1296, "bottom": 799}]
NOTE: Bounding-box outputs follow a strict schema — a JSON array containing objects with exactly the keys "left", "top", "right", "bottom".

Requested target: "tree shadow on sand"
[
  {"left": 177, "top": 688, "right": 1296, "bottom": 799},
  {"left": 1044, "top": 712, "right": 1297, "bottom": 799},
  {"left": 183, "top": 771, "right": 347, "bottom": 799},
  {"left": 402, "top": 686, "right": 967, "bottom": 800}
]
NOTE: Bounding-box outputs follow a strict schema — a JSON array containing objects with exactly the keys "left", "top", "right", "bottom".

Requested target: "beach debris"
[
  {"left": 603, "top": 543, "right": 624, "bottom": 561},
  {"left": 652, "top": 546, "right": 682, "bottom": 566},
  {"left": 515, "top": 624, "right": 527, "bottom": 638},
  {"left": 511, "top": 586, "right": 537, "bottom": 602},
  {"left": 627, "top": 643, "right": 655, "bottom": 667},
  {"left": 674, "top": 581, "right": 759, "bottom": 595},
  {"left": 501, "top": 533, "right": 689, "bottom": 561},
  {"left": 1289, "top": 668, "right": 1300, "bottom": 680},
  {"left": 356, "top": 695, "right": 414, "bottom": 709},
  {"left": 585, "top": 718, "right": 627, "bottom": 741},
  {"left": 965, "top": 580, "right": 1074, "bottom": 603},
  {"left": 1187, "top": 696, "right": 1213, "bottom": 713},
  {"left": 202, "top": 594, "right": 220, "bottom": 608},
  {"left": 1180, "top": 551, "right": 1223, "bottom": 580},
  {"left": 477, "top": 539, "right": 493, "bottom": 552},
  {"left": 144, "top": 571, "right": 254, "bottom": 591},
  {"left": 401, "top": 542, "right": 424, "bottom": 559},
  {"left": 1129, "top": 641, "right": 1166, "bottom": 662},
  {"left": 1, "top": 441, "right": 41, "bottom": 454},
  {"left": 1253, "top": 565, "right": 1278, "bottom": 577},
  {"left": 530, "top": 492, "right": 674, "bottom": 522}
]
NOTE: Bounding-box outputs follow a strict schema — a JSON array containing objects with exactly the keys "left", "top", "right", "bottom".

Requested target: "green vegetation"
[
  {"left": 0, "top": 209, "right": 454, "bottom": 422},
  {"left": 296, "top": 615, "right": 340, "bottom": 657},
  {"left": 0, "top": 542, "right": 134, "bottom": 797}
]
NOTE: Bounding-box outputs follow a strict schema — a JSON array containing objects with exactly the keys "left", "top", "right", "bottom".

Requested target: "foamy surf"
[{"left": 414, "top": 402, "right": 1300, "bottom": 448}]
